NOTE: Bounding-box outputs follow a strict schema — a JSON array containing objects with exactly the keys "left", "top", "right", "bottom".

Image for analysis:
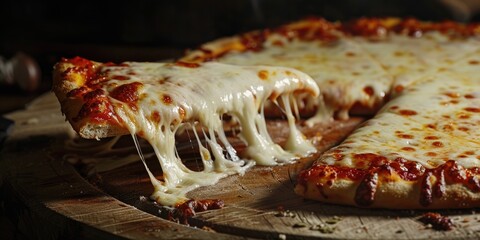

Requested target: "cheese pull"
[{"left": 53, "top": 58, "right": 320, "bottom": 206}]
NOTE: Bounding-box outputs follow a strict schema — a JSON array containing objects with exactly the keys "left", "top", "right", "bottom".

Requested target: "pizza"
[
  {"left": 52, "top": 16, "right": 480, "bottom": 211},
  {"left": 52, "top": 57, "right": 320, "bottom": 206},
  {"left": 179, "top": 17, "right": 480, "bottom": 209}
]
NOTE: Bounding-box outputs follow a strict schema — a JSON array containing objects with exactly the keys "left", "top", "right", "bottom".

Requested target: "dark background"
[{"left": 0, "top": 0, "right": 479, "bottom": 112}]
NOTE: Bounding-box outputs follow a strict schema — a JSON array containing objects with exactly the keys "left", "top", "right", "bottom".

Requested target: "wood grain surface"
[{"left": 1, "top": 92, "right": 480, "bottom": 240}]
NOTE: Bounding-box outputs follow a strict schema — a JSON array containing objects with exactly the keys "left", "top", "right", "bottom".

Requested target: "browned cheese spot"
[
  {"left": 399, "top": 109, "right": 417, "bottom": 116},
  {"left": 159, "top": 77, "right": 170, "bottom": 84},
  {"left": 432, "top": 141, "right": 444, "bottom": 148},
  {"left": 468, "top": 60, "right": 479, "bottom": 65},
  {"left": 363, "top": 86, "right": 374, "bottom": 96},
  {"left": 444, "top": 92, "right": 460, "bottom": 98},
  {"left": 162, "top": 94, "right": 173, "bottom": 105},
  {"left": 258, "top": 70, "right": 269, "bottom": 80},
  {"left": 401, "top": 147, "right": 416, "bottom": 152},
  {"left": 442, "top": 124, "right": 454, "bottom": 132},
  {"left": 425, "top": 152, "right": 437, "bottom": 157},
  {"left": 397, "top": 133, "right": 414, "bottom": 139},
  {"left": 346, "top": 51, "right": 356, "bottom": 57},
  {"left": 458, "top": 113, "right": 471, "bottom": 119},
  {"left": 464, "top": 107, "right": 480, "bottom": 113},
  {"left": 464, "top": 151, "right": 475, "bottom": 155},
  {"left": 272, "top": 40, "right": 284, "bottom": 46},
  {"left": 151, "top": 111, "right": 161, "bottom": 124},
  {"left": 394, "top": 85, "right": 404, "bottom": 93},
  {"left": 175, "top": 61, "right": 200, "bottom": 68}
]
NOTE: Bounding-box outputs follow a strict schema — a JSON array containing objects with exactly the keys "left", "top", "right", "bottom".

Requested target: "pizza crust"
[
  {"left": 295, "top": 173, "right": 480, "bottom": 209},
  {"left": 52, "top": 59, "right": 129, "bottom": 139}
]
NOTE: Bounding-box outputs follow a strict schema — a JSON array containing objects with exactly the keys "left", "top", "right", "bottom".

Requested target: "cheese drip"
[
  {"left": 63, "top": 136, "right": 154, "bottom": 174},
  {"left": 102, "top": 62, "right": 319, "bottom": 206}
]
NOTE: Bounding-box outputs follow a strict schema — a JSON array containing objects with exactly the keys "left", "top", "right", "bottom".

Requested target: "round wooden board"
[{"left": 1, "top": 93, "right": 480, "bottom": 239}]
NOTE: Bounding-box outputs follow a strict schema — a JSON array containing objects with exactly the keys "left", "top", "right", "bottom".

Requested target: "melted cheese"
[
  {"left": 382, "top": 72, "right": 480, "bottom": 143},
  {"left": 203, "top": 31, "right": 479, "bottom": 126},
  {"left": 445, "top": 49, "right": 480, "bottom": 78},
  {"left": 63, "top": 136, "right": 150, "bottom": 174},
  {"left": 97, "top": 62, "right": 319, "bottom": 206},
  {"left": 327, "top": 112, "right": 480, "bottom": 169},
  {"left": 320, "top": 74, "right": 480, "bottom": 169},
  {"left": 211, "top": 35, "right": 391, "bottom": 123},
  {"left": 354, "top": 32, "right": 480, "bottom": 96}
]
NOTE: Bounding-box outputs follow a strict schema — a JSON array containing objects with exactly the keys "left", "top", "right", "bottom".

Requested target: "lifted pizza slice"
[{"left": 52, "top": 57, "right": 319, "bottom": 206}]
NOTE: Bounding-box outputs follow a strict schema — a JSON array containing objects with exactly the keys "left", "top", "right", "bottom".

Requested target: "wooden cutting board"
[{"left": 1, "top": 92, "right": 479, "bottom": 239}]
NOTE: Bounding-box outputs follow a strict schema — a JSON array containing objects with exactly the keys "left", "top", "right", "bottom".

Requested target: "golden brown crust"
[
  {"left": 52, "top": 57, "right": 128, "bottom": 139},
  {"left": 295, "top": 175, "right": 480, "bottom": 209},
  {"left": 181, "top": 17, "right": 342, "bottom": 63},
  {"left": 182, "top": 17, "right": 479, "bottom": 63},
  {"left": 295, "top": 156, "right": 480, "bottom": 209}
]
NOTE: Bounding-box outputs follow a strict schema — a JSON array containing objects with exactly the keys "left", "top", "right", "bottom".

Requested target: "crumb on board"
[{"left": 418, "top": 212, "right": 454, "bottom": 231}]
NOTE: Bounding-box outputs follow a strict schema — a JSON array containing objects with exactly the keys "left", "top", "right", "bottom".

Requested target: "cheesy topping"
[
  {"left": 383, "top": 72, "right": 480, "bottom": 144},
  {"left": 183, "top": 18, "right": 480, "bottom": 125},
  {"left": 354, "top": 32, "right": 480, "bottom": 96},
  {"left": 94, "top": 61, "right": 319, "bottom": 206},
  {"left": 320, "top": 73, "right": 480, "bottom": 170},
  {"left": 211, "top": 35, "right": 391, "bottom": 122}
]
